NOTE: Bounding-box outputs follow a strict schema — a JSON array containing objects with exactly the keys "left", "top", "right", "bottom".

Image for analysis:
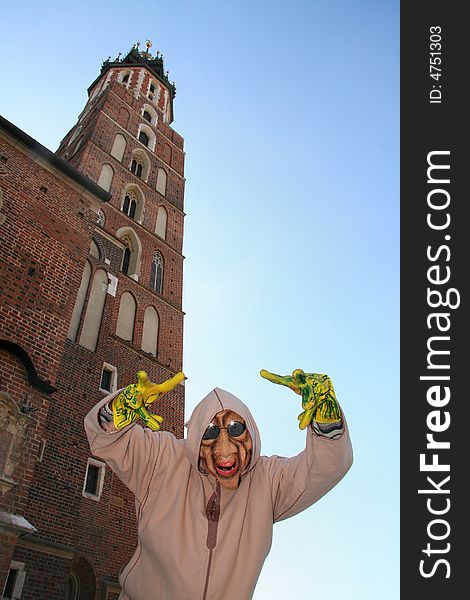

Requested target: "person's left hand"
[{"left": 260, "top": 368, "right": 341, "bottom": 430}]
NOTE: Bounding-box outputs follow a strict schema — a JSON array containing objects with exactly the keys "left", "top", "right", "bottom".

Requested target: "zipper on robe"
[{"left": 202, "top": 480, "right": 220, "bottom": 600}]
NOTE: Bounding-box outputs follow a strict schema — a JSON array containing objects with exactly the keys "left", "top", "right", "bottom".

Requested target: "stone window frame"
[
  {"left": 116, "top": 227, "right": 142, "bottom": 282},
  {"left": 150, "top": 251, "right": 164, "bottom": 294},
  {"left": 136, "top": 123, "right": 156, "bottom": 152},
  {"left": 120, "top": 185, "right": 145, "bottom": 224},
  {"left": 118, "top": 69, "right": 132, "bottom": 88},
  {"left": 147, "top": 79, "right": 158, "bottom": 103},
  {"left": 115, "top": 291, "right": 137, "bottom": 342},
  {"left": 3, "top": 560, "right": 26, "bottom": 599},
  {"left": 141, "top": 103, "right": 158, "bottom": 127},
  {"left": 156, "top": 167, "right": 167, "bottom": 197},
  {"left": 110, "top": 133, "right": 127, "bottom": 163},
  {"left": 99, "top": 363, "right": 117, "bottom": 394},
  {"left": 155, "top": 205, "right": 168, "bottom": 240},
  {"left": 82, "top": 458, "right": 106, "bottom": 502},
  {"left": 141, "top": 305, "right": 160, "bottom": 357},
  {"left": 129, "top": 149, "right": 150, "bottom": 182},
  {"left": 97, "top": 163, "right": 114, "bottom": 192}
]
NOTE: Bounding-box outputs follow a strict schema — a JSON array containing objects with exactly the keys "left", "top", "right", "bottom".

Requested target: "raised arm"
[
  {"left": 84, "top": 371, "right": 185, "bottom": 501},
  {"left": 260, "top": 367, "right": 352, "bottom": 521}
]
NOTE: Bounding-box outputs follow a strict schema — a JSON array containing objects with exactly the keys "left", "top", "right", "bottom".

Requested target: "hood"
[{"left": 185, "top": 387, "right": 261, "bottom": 476}]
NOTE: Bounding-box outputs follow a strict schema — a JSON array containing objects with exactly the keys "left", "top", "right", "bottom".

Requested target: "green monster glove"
[
  {"left": 112, "top": 370, "right": 185, "bottom": 431},
  {"left": 260, "top": 368, "right": 341, "bottom": 430}
]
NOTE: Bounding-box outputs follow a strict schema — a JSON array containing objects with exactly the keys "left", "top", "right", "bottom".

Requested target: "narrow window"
[
  {"left": 82, "top": 459, "right": 106, "bottom": 500},
  {"left": 121, "top": 247, "right": 131, "bottom": 275},
  {"left": 68, "top": 261, "right": 92, "bottom": 342},
  {"left": 115, "top": 292, "right": 137, "bottom": 341},
  {"left": 78, "top": 269, "right": 108, "bottom": 352},
  {"left": 156, "top": 168, "right": 167, "bottom": 196},
  {"left": 100, "top": 369, "right": 111, "bottom": 391},
  {"left": 141, "top": 306, "right": 159, "bottom": 357},
  {"left": 122, "top": 73, "right": 129, "bottom": 83},
  {"left": 155, "top": 206, "right": 167, "bottom": 239},
  {"left": 97, "top": 164, "right": 114, "bottom": 191},
  {"left": 85, "top": 464, "right": 99, "bottom": 494},
  {"left": 3, "top": 568, "right": 18, "bottom": 598},
  {"left": 5, "top": 562, "right": 26, "bottom": 599},
  {"left": 110, "top": 133, "right": 126, "bottom": 162},
  {"left": 122, "top": 194, "right": 130, "bottom": 214},
  {"left": 143, "top": 110, "right": 152, "bottom": 122},
  {"left": 150, "top": 252, "right": 164, "bottom": 294},
  {"left": 138, "top": 131, "right": 149, "bottom": 147},
  {"left": 131, "top": 158, "right": 143, "bottom": 178},
  {"left": 89, "top": 239, "right": 100, "bottom": 260},
  {"left": 100, "top": 363, "right": 117, "bottom": 392},
  {"left": 122, "top": 192, "right": 138, "bottom": 219}
]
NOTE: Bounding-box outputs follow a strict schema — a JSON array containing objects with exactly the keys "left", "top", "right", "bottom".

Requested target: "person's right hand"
[{"left": 112, "top": 370, "right": 184, "bottom": 430}]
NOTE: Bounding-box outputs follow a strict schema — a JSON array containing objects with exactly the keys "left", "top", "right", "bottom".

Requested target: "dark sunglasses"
[{"left": 202, "top": 421, "right": 246, "bottom": 440}]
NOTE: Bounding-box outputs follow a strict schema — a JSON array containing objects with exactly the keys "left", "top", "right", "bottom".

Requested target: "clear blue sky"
[{"left": 1, "top": 1, "right": 399, "bottom": 598}]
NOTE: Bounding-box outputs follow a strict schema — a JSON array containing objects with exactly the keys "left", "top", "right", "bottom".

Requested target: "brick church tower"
[{"left": 0, "top": 42, "right": 185, "bottom": 599}]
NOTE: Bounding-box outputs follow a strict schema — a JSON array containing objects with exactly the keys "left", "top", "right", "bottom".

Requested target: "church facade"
[{"left": 0, "top": 43, "right": 186, "bottom": 599}]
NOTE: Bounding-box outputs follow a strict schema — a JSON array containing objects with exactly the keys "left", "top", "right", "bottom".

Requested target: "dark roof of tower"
[{"left": 88, "top": 44, "right": 177, "bottom": 98}]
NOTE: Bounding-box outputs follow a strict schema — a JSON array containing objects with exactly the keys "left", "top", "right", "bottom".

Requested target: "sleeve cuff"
[{"left": 312, "top": 420, "right": 344, "bottom": 439}]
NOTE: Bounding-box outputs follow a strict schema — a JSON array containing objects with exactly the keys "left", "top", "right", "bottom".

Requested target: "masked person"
[{"left": 84, "top": 369, "right": 352, "bottom": 600}]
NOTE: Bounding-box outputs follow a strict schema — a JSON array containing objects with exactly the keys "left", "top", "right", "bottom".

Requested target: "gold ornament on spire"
[{"left": 140, "top": 39, "right": 153, "bottom": 59}]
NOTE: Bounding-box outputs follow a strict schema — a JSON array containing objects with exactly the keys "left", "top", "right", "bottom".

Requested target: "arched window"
[
  {"left": 67, "top": 261, "right": 92, "bottom": 342},
  {"left": 89, "top": 239, "right": 100, "bottom": 260},
  {"left": 137, "top": 124, "right": 156, "bottom": 151},
  {"left": 79, "top": 269, "right": 108, "bottom": 351},
  {"left": 119, "top": 70, "right": 132, "bottom": 85},
  {"left": 110, "top": 133, "right": 126, "bottom": 162},
  {"left": 131, "top": 156, "right": 143, "bottom": 178},
  {"left": 122, "top": 191, "right": 137, "bottom": 219},
  {"left": 163, "top": 143, "right": 172, "bottom": 164},
  {"left": 118, "top": 107, "right": 130, "bottom": 128},
  {"left": 150, "top": 252, "right": 164, "bottom": 294},
  {"left": 141, "top": 306, "right": 159, "bottom": 357},
  {"left": 117, "top": 228, "right": 142, "bottom": 280},
  {"left": 120, "top": 185, "right": 144, "bottom": 223},
  {"left": 130, "top": 150, "right": 150, "bottom": 181},
  {"left": 155, "top": 206, "right": 167, "bottom": 239},
  {"left": 65, "top": 571, "right": 80, "bottom": 600},
  {"left": 141, "top": 104, "right": 158, "bottom": 127},
  {"left": 97, "top": 164, "right": 114, "bottom": 191},
  {"left": 115, "top": 292, "right": 136, "bottom": 342},
  {"left": 156, "top": 168, "right": 167, "bottom": 196},
  {"left": 138, "top": 131, "right": 149, "bottom": 147}
]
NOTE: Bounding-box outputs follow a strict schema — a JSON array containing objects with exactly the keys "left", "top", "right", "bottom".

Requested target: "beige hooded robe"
[{"left": 84, "top": 386, "right": 353, "bottom": 600}]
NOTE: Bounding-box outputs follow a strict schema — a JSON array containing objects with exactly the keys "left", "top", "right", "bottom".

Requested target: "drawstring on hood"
[{"left": 185, "top": 387, "right": 261, "bottom": 477}]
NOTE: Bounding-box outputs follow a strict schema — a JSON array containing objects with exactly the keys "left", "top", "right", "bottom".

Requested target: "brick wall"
[{"left": 0, "top": 53, "right": 186, "bottom": 598}]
